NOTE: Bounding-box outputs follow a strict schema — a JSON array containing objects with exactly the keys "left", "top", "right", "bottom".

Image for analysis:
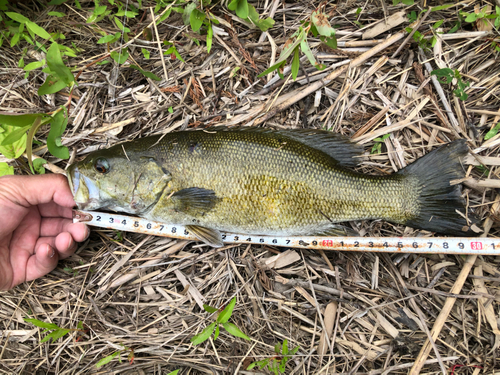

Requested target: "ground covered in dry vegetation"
[{"left": 1, "top": 0, "right": 500, "bottom": 374}]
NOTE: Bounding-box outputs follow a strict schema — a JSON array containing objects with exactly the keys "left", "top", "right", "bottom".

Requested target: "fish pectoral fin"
[
  {"left": 186, "top": 225, "right": 224, "bottom": 247},
  {"left": 172, "top": 187, "right": 219, "bottom": 214},
  {"left": 315, "top": 224, "right": 358, "bottom": 237}
]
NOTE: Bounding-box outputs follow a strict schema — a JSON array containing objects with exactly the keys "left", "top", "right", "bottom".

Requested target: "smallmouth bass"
[{"left": 67, "top": 128, "right": 475, "bottom": 247}]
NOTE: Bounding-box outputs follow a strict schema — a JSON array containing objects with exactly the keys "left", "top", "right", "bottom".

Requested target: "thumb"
[{"left": 0, "top": 174, "right": 75, "bottom": 209}]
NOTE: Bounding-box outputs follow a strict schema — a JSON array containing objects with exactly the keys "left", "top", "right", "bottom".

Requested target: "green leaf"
[
  {"left": 97, "top": 33, "right": 120, "bottom": 44},
  {"left": 433, "top": 20, "right": 444, "bottom": 29},
  {"left": 282, "top": 339, "right": 289, "bottom": 355},
  {"left": 24, "top": 318, "right": 60, "bottom": 330},
  {"left": 141, "top": 48, "right": 150, "bottom": 59},
  {"left": 0, "top": 127, "right": 27, "bottom": 158},
  {"left": 129, "top": 65, "right": 161, "bottom": 81},
  {"left": 430, "top": 4, "right": 455, "bottom": 12},
  {"left": 222, "top": 322, "right": 250, "bottom": 340},
  {"left": 203, "top": 304, "right": 218, "bottom": 313},
  {"left": 47, "top": 108, "right": 69, "bottom": 159},
  {"left": 24, "top": 60, "right": 45, "bottom": 71},
  {"left": 191, "top": 322, "right": 216, "bottom": 345},
  {"left": 464, "top": 13, "right": 478, "bottom": 23},
  {"left": 10, "top": 33, "right": 21, "bottom": 47},
  {"left": 48, "top": 11, "right": 66, "bottom": 17},
  {"left": 300, "top": 39, "right": 316, "bottom": 67},
  {"left": 0, "top": 125, "right": 30, "bottom": 145},
  {"left": 311, "top": 11, "right": 335, "bottom": 37},
  {"left": 38, "top": 75, "right": 67, "bottom": 95},
  {"left": 48, "top": 0, "right": 68, "bottom": 4},
  {"left": 47, "top": 43, "right": 74, "bottom": 85},
  {"left": 94, "top": 5, "right": 107, "bottom": 16},
  {"left": 96, "top": 352, "right": 121, "bottom": 368},
  {"left": 114, "top": 17, "right": 130, "bottom": 32},
  {"left": 26, "top": 21, "right": 51, "bottom": 40},
  {"left": 168, "top": 106, "right": 174, "bottom": 113},
  {"left": 0, "top": 113, "right": 45, "bottom": 127},
  {"left": 5, "top": 12, "right": 29, "bottom": 23},
  {"left": 290, "top": 345, "right": 300, "bottom": 355},
  {"left": 431, "top": 68, "right": 454, "bottom": 83},
  {"left": 182, "top": 2, "right": 197, "bottom": 25},
  {"left": 214, "top": 324, "right": 220, "bottom": 341},
  {"left": 40, "top": 328, "right": 70, "bottom": 343},
  {"left": 235, "top": 0, "right": 249, "bottom": 19},
  {"left": 110, "top": 49, "right": 129, "bottom": 64},
  {"left": 256, "top": 17, "right": 275, "bottom": 32},
  {"left": 167, "top": 371, "right": 179, "bottom": 375},
  {"left": 206, "top": 22, "right": 213, "bottom": 53},
  {"left": 190, "top": 9, "right": 206, "bottom": 32},
  {"left": 291, "top": 47, "right": 299, "bottom": 80},
  {"left": 217, "top": 297, "right": 236, "bottom": 323},
  {"left": 0, "top": 162, "right": 14, "bottom": 176}
]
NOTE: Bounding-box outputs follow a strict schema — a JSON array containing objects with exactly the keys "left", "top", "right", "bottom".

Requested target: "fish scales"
[{"left": 68, "top": 128, "right": 474, "bottom": 247}]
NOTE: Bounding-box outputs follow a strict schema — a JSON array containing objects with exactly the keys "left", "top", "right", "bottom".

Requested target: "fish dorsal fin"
[
  {"left": 208, "top": 127, "right": 364, "bottom": 168},
  {"left": 186, "top": 225, "right": 224, "bottom": 247},
  {"left": 172, "top": 187, "right": 220, "bottom": 214},
  {"left": 275, "top": 129, "right": 364, "bottom": 168}
]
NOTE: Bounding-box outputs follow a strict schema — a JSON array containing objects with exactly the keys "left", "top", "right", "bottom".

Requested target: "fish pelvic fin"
[
  {"left": 186, "top": 225, "right": 224, "bottom": 247},
  {"left": 397, "top": 140, "right": 479, "bottom": 236}
]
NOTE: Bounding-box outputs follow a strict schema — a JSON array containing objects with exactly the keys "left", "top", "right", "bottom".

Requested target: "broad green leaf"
[
  {"left": 24, "top": 318, "right": 60, "bottom": 330},
  {"left": 311, "top": 11, "right": 335, "bottom": 37},
  {"left": 190, "top": 9, "right": 206, "bottom": 32},
  {"left": 0, "top": 113, "right": 44, "bottom": 127},
  {"left": 48, "top": 11, "right": 66, "bottom": 17},
  {"left": 96, "top": 352, "right": 121, "bottom": 368},
  {"left": 0, "top": 125, "right": 30, "bottom": 145},
  {"left": 47, "top": 108, "right": 69, "bottom": 159},
  {"left": 182, "top": 2, "right": 197, "bottom": 25},
  {"left": 190, "top": 322, "right": 216, "bottom": 345},
  {"left": 0, "top": 162, "right": 14, "bottom": 176},
  {"left": 0, "top": 128, "right": 27, "bottom": 159},
  {"left": 141, "top": 48, "right": 150, "bottom": 59},
  {"left": 168, "top": 106, "right": 174, "bottom": 113},
  {"left": 246, "top": 4, "right": 259, "bottom": 23},
  {"left": 203, "top": 305, "right": 218, "bottom": 313},
  {"left": 282, "top": 339, "right": 289, "bottom": 355},
  {"left": 47, "top": 43, "right": 74, "bottom": 85},
  {"left": 10, "top": 33, "right": 20, "bottom": 47},
  {"left": 465, "top": 13, "right": 478, "bottom": 22},
  {"left": 24, "top": 60, "right": 45, "bottom": 71},
  {"left": 94, "top": 5, "right": 107, "bottom": 16},
  {"left": 97, "top": 33, "right": 120, "bottom": 44},
  {"left": 26, "top": 21, "right": 51, "bottom": 40},
  {"left": 6, "top": 12, "right": 29, "bottom": 23},
  {"left": 114, "top": 17, "right": 130, "bottom": 32},
  {"left": 433, "top": 20, "right": 444, "bottom": 29},
  {"left": 214, "top": 324, "right": 220, "bottom": 341},
  {"left": 291, "top": 47, "right": 299, "bottom": 80},
  {"left": 228, "top": 0, "right": 238, "bottom": 11},
  {"left": 290, "top": 345, "right": 300, "bottom": 355},
  {"left": 431, "top": 68, "right": 454, "bottom": 83},
  {"left": 256, "top": 17, "right": 275, "bottom": 32},
  {"left": 167, "top": 371, "right": 179, "bottom": 375},
  {"left": 129, "top": 65, "right": 161, "bottom": 81},
  {"left": 235, "top": 0, "right": 249, "bottom": 19},
  {"left": 217, "top": 297, "right": 236, "bottom": 323},
  {"left": 38, "top": 75, "right": 67, "bottom": 95},
  {"left": 206, "top": 22, "right": 213, "bottom": 53},
  {"left": 321, "top": 35, "right": 337, "bottom": 49},
  {"left": 110, "top": 49, "right": 129, "bottom": 64},
  {"left": 222, "top": 322, "right": 250, "bottom": 340}
]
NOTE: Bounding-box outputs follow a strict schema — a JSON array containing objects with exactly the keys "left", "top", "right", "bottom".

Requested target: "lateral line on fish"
[{"left": 73, "top": 210, "right": 494, "bottom": 255}]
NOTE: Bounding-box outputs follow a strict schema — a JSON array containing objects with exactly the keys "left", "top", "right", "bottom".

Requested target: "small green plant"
[
  {"left": 96, "top": 344, "right": 135, "bottom": 368},
  {"left": 258, "top": 5, "right": 336, "bottom": 80},
  {"left": 24, "top": 318, "right": 85, "bottom": 343},
  {"left": 190, "top": 297, "right": 250, "bottom": 345},
  {"left": 461, "top": 6, "right": 500, "bottom": 29},
  {"left": 431, "top": 68, "right": 470, "bottom": 101},
  {"left": 228, "top": 0, "right": 275, "bottom": 31},
  {"left": 371, "top": 134, "right": 391, "bottom": 154},
  {"left": 247, "top": 339, "right": 299, "bottom": 375}
]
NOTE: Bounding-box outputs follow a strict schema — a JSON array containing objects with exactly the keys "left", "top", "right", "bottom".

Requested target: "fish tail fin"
[{"left": 398, "top": 140, "right": 477, "bottom": 236}]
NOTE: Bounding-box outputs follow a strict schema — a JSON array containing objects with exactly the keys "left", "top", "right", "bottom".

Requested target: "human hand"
[{"left": 0, "top": 174, "right": 89, "bottom": 290}]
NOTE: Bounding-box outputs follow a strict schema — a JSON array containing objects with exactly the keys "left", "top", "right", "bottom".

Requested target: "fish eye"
[{"left": 94, "top": 158, "right": 110, "bottom": 174}]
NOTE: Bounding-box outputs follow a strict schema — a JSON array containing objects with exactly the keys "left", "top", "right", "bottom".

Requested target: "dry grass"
[{"left": 1, "top": 0, "right": 500, "bottom": 374}]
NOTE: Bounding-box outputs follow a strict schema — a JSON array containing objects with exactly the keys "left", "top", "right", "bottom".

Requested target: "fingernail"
[
  {"left": 85, "top": 225, "right": 91, "bottom": 240},
  {"left": 48, "top": 246, "right": 55, "bottom": 258}
]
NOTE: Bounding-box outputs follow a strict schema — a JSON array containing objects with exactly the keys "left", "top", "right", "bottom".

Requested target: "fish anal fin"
[{"left": 186, "top": 225, "right": 224, "bottom": 247}]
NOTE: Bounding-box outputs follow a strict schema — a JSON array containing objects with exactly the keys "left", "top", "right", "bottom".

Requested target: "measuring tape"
[{"left": 73, "top": 210, "right": 497, "bottom": 255}]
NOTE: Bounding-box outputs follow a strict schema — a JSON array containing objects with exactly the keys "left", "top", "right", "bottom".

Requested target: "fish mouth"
[{"left": 67, "top": 164, "right": 103, "bottom": 210}]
